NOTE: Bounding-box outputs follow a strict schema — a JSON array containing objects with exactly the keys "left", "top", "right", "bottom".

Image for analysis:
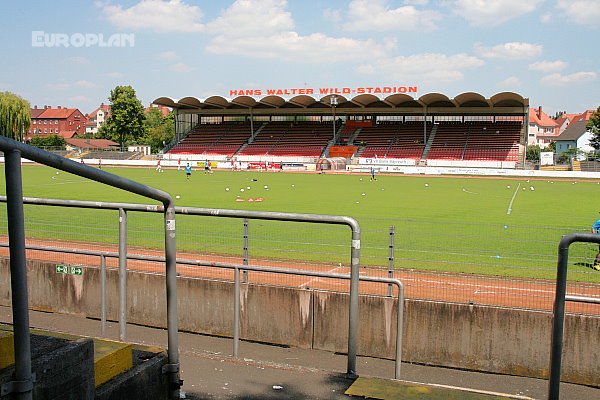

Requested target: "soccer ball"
[
  {"left": 225, "top": 188, "right": 230, "bottom": 191},
  {"left": 175, "top": 195, "right": 180, "bottom": 199}
]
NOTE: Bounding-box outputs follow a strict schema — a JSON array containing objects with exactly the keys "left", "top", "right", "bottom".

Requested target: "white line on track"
[
  {"left": 298, "top": 263, "right": 344, "bottom": 288},
  {"left": 506, "top": 182, "right": 521, "bottom": 215}
]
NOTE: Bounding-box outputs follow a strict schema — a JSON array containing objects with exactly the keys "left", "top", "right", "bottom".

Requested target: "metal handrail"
[
  {"left": 0, "top": 242, "right": 403, "bottom": 380},
  {"left": 0, "top": 196, "right": 362, "bottom": 377},
  {"left": 0, "top": 136, "right": 180, "bottom": 399},
  {"left": 548, "top": 232, "right": 600, "bottom": 400}
]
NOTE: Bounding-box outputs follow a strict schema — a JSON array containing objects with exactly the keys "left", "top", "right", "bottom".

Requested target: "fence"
[
  {"left": 0, "top": 196, "right": 364, "bottom": 377},
  {"left": 0, "top": 136, "right": 180, "bottom": 400},
  {"left": 2, "top": 200, "right": 600, "bottom": 315}
]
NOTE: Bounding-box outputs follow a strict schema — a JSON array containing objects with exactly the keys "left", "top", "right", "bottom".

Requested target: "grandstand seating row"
[{"left": 167, "top": 121, "right": 522, "bottom": 162}]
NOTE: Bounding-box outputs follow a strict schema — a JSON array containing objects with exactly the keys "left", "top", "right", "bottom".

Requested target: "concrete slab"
[{"left": 345, "top": 377, "right": 533, "bottom": 400}]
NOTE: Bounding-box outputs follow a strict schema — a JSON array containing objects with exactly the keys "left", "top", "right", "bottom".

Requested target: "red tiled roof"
[
  {"left": 37, "top": 108, "right": 83, "bottom": 119},
  {"left": 65, "top": 138, "right": 119, "bottom": 149},
  {"left": 59, "top": 131, "right": 79, "bottom": 139},
  {"left": 529, "top": 108, "right": 558, "bottom": 127},
  {"left": 87, "top": 103, "right": 111, "bottom": 119},
  {"left": 30, "top": 108, "right": 45, "bottom": 118},
  {"left": 145, "top": 104, "right": 171, "bottom": 117}
]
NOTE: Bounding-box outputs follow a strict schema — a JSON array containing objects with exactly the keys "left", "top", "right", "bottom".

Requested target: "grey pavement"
[{"left": 1, "top": 305, "right": 598, "bottom": 399}]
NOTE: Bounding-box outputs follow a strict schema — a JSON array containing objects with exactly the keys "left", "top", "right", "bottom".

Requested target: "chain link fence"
[{"left": 3, "top": 204, "right": 600, "bottom": 315}]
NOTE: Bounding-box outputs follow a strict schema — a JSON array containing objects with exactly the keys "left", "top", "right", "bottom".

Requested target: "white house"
[{"left": 554, "top": 120, "right": 594, "bottom": 160}]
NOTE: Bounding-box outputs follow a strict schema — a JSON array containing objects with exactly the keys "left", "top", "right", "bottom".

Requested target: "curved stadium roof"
[{"left": 153, "top": 91, "right": 528, "bottom": 117}]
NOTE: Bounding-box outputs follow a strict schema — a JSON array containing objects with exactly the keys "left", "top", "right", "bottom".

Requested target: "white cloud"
[
  {"left": 497, "top": 76, "right": 522, "bottom": 88},
  {"left": 69, "top": 95, "right": 92, "bottom": 104},
  {"left": 168, "top": 62, "right": 193, "bottom": 72},
  {"left": 205, "top": 0, "right": 395, "bottom": 63},
  {"left": 556, "top": 0, "right": 600, "bottom": 26},
  {"left": 357, "top": 53, "right": 485, "bottom": 84},
  {"left": 540, "top": 72, "right": 597, "bottom": 87},
  {"left": 74, "top": 80, "right": 101, "bottom": 89},
  {"left": 68, "top": 56, "right": 91, "bottom": 65},
  {"left": 102, "top": 72, "right": 124, "bottom": 78},
  {"left": 206, "top": 0, "right": 293, "bottom": 37},
  {"left": 45, "top": 83, "right": 71, "bottom": 90},
  {"left": 474, "top": 42, "right": 542, "bottom": 60},
  {"left": 528, "top": 60, "right": 568, "bottom": 73},
  {"left": 323, "top": 8, "right": 342, "bottom": 23},
  {"left": 207, "top": 32, "right": 392, "bottom": 63},
  {"left": 158, "top": 51, "right": 178, "bottom": 60},
  {"left": 342, "top": 0, "right": 442, "bottom": 31},
  {"left": 451, "top": 0, "right": 543, "bottom": 27},
  {"left": 100, "top": 0, "right": 204, "bottom": 33},
  {"left": 539, "top": 13, "right": 552, "bottom": 23},
  {"left": 45, "top": 80, "right": 100, "bottom": 90}
]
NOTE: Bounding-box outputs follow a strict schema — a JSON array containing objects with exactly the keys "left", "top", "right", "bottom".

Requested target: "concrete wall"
[{"left": 1, "top": 258, "right": 599, "bottom": 387}]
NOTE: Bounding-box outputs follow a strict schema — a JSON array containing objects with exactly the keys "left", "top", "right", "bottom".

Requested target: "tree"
[
  {"left": 0, "top": 92, "right": 31, "bottom": 141},
  {"left": 139, "top": 108, "right": 175, "bottom": 152},
  {"left": 98, "top": 86, "right": 145, "bottom": 147},
  {"left": 588, "top": 106, "right": 600, "bottom": 150},
  {"left": 525, "top": 145, "right": 540, "bottom": 162},
  {"left": 29, "top": 134, "right": 66, "bottom": 148}
]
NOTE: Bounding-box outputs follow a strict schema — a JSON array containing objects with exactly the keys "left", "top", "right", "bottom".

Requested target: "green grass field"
[{"left": 1, "top": 164, "right": 599, "bottom": 283}]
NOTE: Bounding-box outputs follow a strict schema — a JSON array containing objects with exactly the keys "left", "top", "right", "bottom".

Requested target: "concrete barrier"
[{"left": 1, "top": 258, "right": 599, "bottom": 387}]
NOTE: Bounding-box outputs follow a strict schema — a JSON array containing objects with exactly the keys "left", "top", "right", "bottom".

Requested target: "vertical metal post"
[
  {"left": 395, "top": 282, "right": 404, "bottom": 380},
  {"left": 100, "top": 254, "right": 107, "bottom": 336},
  {"left": 164, "top": 203, "right": 181, "bottom": 399},
  {"left": 118, "top": 208, "right": 127, "bottom": 341},
  {"left": 347, "top": 222, "right": 361, "bottom": 376},
  {"left": 233, "top": 265, "right": 240, "bottom": 357},
  {"left": 5, "top": 149, "right": 33, "bottom": 400},
  {"left": 242, "top": 218, "right": 249, "bottom": 283},
  {"left": 388, "top": 226, "right": 395, "bottom": 297},
  {"left": 548, "top": 234, "right": 573, "bottom": 400}
]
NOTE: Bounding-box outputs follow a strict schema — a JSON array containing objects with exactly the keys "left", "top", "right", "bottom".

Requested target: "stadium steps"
[
  {"left": 0, "top": 323, "right": 168, "bottom": 399},
  {"left": 344, "top": 376, "right": 533, "bottom": 400},
  {"left": 347, "top": 127, "right": 362, "bottom": 145},
  {"left": 420, "top": 123, "right": 438, "bottom": 159},
  {"left": 572, "top": 160, "right": 581, "bottom": 171}
]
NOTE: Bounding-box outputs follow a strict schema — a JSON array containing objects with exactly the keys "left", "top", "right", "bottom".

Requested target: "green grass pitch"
[{"left": 1, "top": 164, "right": 599, "bottom": 283}]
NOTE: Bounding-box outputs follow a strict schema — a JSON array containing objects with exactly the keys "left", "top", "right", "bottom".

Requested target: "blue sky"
[{"left": 1, "top": 0, "right": 598, "bottom": 116}]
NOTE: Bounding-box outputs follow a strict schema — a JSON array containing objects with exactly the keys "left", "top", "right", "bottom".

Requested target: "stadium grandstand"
[{"left": 153, "top": 92, "right": 528, "bottom": 170}]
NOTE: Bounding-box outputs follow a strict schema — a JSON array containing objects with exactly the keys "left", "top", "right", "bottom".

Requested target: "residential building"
[
  {"left": 145, "top": 103, "right": 171, "bottom": 117},
  {"left": 527, "top": 106, "right": 559, "bottom": 147},
  {"left": 28, "top": 106, "right": 87, "bottom": 141},
  {"left": 85, "top": 103, "right": 111, "bottom": 134},
  {"left": 555, "top": 120, "right": 594, "bottom": 160}
]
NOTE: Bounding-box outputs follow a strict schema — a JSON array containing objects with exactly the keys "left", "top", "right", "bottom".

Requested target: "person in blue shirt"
[
  {"left": 591, "top": 218, "right": 600, "bottom": 270},
  {"left": 370, "top": 167, "right": 376, "bottom": 181},
  {"left": 185, "top": 163, "right": 192, "bottom": 180}
]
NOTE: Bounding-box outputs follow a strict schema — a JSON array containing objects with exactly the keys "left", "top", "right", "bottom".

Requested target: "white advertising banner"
[{"left": 540, "top": 152, "right": 554, "bottom": 166}]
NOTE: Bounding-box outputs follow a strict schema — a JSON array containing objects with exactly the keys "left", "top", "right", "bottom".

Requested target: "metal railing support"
[
  {"left": 100, "top": 254, "right": 107, "bottom": 336},
  {"left": 3, "top": 149, "right": 33, "bottom": 400},
  {"left": 0, "top": 242, "right": 402, "bottom": 380},
  {"left": 0, "top": 137, "right": 181, "bottom": 399},
  {"left": 118, "top": 208, "right": 128, "bottom": 341},
  {"left": 388, "top": 225, "right": 395, "bottom": 297},
  {"left": 242, "top": 218, "right": 249, "bottom": 283},
  {"left": 548, "top": 232, "right": 600, "bottom": 400}
]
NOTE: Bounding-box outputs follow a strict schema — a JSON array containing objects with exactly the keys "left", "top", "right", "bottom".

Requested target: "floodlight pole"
[{"left": 331, "top": 95, "right": 338, "bottom": 142}]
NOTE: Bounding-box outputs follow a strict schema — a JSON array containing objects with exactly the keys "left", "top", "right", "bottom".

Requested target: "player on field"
[{"left": 591, "top": 216, "right": 600, "bottom": 270}]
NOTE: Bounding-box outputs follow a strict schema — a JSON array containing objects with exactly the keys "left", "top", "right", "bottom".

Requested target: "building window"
[
  {"left": 44, "top": 129, "right": 47, "bottom": 133},
  {"left": 44, "top": 120, "right": 47, "bottom": 124},
  {"left": 56, "top": 129, "right": 59, "bottom": 133},
  {"left": 50, "top": 129, "right": 53, "bottom": 133},
  {"left": 33, "top": 120, "right": 36, "bottom": 125}
]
